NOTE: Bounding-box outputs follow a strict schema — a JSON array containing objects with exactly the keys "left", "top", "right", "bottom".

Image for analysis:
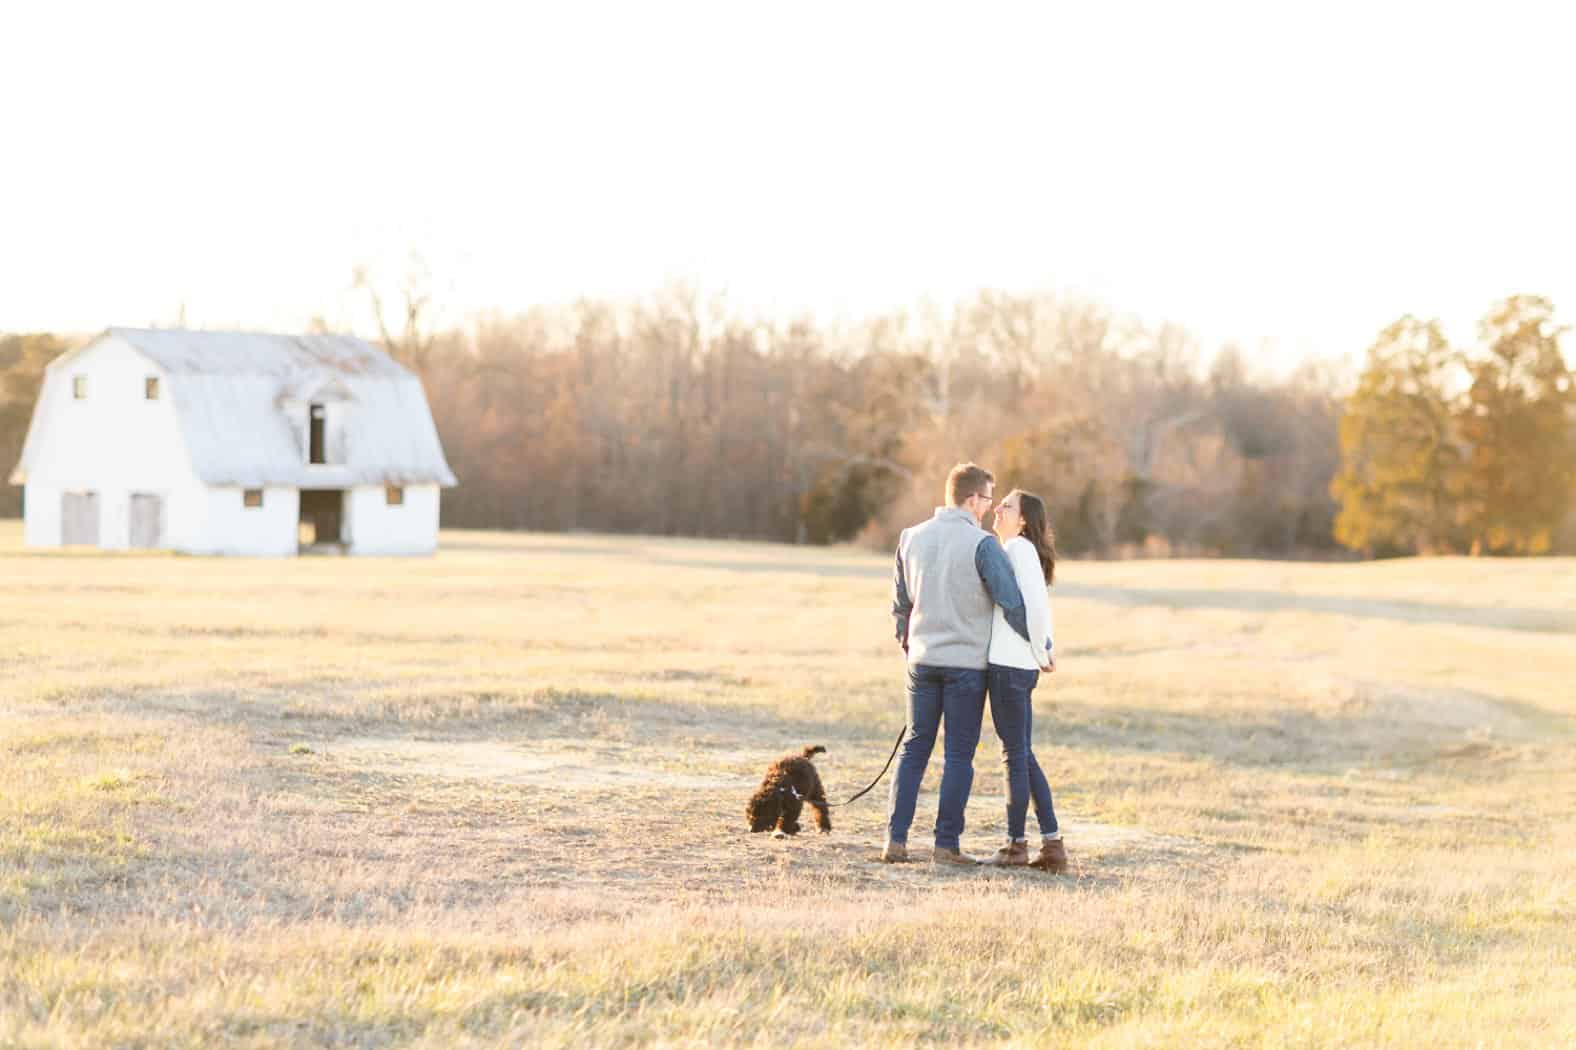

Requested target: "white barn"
[{"left": 8, "top": 327, "right": 457, "bottom": 556}]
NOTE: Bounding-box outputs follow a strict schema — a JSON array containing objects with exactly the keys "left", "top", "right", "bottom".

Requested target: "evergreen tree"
[
  {"left": 1458, "top": 296, "right": 1575, "bottom": 554},
  {"left": 1331, "top": 317, "right": 1465, "bottom": 554}
]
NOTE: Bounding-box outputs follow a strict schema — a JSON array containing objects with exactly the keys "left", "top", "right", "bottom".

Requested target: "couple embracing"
[{"left": 884, "top": 462, "right": 1067, "bottom": 872}]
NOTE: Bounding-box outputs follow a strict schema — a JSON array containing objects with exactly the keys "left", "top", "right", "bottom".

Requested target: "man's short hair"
[{"left": 945, "top": 462, "right": 994, "bottom": 506}]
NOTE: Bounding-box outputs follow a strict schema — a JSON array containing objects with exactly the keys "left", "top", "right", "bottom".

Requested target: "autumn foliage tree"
[
  {"left": 0, "top": 333, "right": 69, "bottom": 518},
  {"left": 1331, "top": 317, "right": 1465, "bottom": 555},
  {"left": 1331, "top": 298, "right": 1574, "bottom": 556},
  {"left": 1457, "top": 296, "right": 1575, "bottom": 554}
]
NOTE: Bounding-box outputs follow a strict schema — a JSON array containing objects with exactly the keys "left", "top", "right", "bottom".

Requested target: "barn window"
[
  {"left": 243, "top": 489, "right": 264, "bottom": 509},
  {"left": 308, "top": 404, "right": 326, "bottom": 464},
  {"left": 73, "top": 375, "right": 87, "bottom": 400},
  {"left": 145, "top": 377, "right": 160, "bottom": 400},
  {"left": 385, "top": 485, "right": 404, "bottom": 506}
]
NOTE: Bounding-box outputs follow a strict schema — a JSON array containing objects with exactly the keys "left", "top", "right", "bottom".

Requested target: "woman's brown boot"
[{"left": 1028, "top": 836, "right": 1068, "bottom": 873}]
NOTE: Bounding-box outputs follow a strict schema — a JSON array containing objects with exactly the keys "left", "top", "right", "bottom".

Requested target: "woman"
[{"left": 979, "top": 489, "right": 1068, "bottom": 873}]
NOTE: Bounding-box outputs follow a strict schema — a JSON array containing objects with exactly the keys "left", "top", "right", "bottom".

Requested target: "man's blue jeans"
[
  {"left": 886, "top": 664, "right": 987, "bottom": 851},
  {"left": 987, "top": 664, "right": 1059, "bottom": 840}
]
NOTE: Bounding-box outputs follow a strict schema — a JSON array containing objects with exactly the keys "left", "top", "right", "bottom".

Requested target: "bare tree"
[{"left": 352, "top": 253, "right": 442, "bottom": 370}]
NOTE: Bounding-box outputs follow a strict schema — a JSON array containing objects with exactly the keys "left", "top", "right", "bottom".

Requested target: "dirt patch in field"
[
  {"left": 325, "top": 735, "right": 744, "bottom": 790},
  {"left": 316, "top": 735, "right": 1216, "bottom": 895}
]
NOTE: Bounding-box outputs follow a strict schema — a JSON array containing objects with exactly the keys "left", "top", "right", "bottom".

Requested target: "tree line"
[{"left": 3, "top": 289, "right": 1572, "bottom": 557}]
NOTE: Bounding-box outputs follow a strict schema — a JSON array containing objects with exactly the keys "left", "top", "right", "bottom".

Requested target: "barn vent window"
[
  {"left": 308, "top": 404, "right": 326, "bottom": 464},
  {"left": 145, "top": 377, "right": 160, "bottom": 400},
  {"left": 73, "top": 375, "right": 87, "bottom": 400},
  {"left": 243, "top": 489, "right": 264, "bottom": 509},
  {"left": 385, "top": 485, "right": 404, "bottom": 506}
]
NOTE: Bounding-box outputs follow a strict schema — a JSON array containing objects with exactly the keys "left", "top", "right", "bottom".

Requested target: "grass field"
[{"left": 2, "top": 519, "right": 1574, "bottom": 1048}]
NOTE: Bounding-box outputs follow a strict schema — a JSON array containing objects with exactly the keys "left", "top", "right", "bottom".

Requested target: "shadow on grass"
[
  {"left": 1058, "top": 582, "right": 1575, "bottom": 635},
  {"left": 652, "top": 556, "right": 887, "bottom": 579},
  {"left": 439, "top": 537, "right": 648, "bottom": 558},
  {"left": 108, "top": 682, "right": 894, "bottom": 758},
  {"left": 1045, "top": 684, "right": 1567, "bottom": 771}
]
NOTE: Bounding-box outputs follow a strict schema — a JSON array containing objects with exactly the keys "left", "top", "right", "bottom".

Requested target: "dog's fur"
[{"left": 746, "top": 745, "right": 832, "bottom": 835}]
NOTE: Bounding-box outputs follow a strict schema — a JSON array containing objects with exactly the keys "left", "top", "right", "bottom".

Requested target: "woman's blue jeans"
[
  {"left": 886, "top": 664, "right": 986, "bottom": 851},
  {"left": 987, "top": 664, "right": 1059, "bottom": 840}
]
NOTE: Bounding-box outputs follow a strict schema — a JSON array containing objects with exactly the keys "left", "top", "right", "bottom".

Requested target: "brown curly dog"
[{"left": 745, "top": 745, "right": 831, "bottom": 836}]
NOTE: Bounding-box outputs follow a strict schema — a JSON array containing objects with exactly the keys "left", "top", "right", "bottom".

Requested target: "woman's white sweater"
[{"left": 987, "top": 535, "right": 1054, "bottom": 670}]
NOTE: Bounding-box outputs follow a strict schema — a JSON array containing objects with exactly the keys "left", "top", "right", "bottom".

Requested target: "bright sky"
[{"left": 3, "top": 1, "right": 1573, "bottom": 373}]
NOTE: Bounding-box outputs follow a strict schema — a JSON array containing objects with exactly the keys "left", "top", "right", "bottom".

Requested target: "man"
[{"left": 885, "top": 462, "right": 1034, "bottom": 865}]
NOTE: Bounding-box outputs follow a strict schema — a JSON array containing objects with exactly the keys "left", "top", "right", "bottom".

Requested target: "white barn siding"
[
  {"left": 22, "top": 483, "right": 63, "bottom": 546},
  {"left": 17, "top": 337, "right": 197, "bottom": 549},
  {"left": 187, "top": 486, "right": 299, "bottom": 557},
  {"left": 345, "top": 484, "right": 440, "bottom": 555}
]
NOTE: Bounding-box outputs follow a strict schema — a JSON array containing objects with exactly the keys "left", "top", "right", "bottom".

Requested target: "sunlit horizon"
[{"left": 4, "top": 1, "right": 1573, "bottom": 373}]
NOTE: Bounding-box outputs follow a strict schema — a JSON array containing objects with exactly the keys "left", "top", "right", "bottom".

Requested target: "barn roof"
[
  {"left": 10, "top": 328, "right": 457, "bottom": 488},
  {"left": 105, "top": 327, "right": 410, "bottom": 379}
]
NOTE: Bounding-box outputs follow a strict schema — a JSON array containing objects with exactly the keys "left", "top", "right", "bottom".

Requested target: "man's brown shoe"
[
  {"left": 881, "top": 841, "right": 909, "bottom": 864},
  {"left": 1028, "top": 836, "right": 1069, "bottom": 874},
  {"left": 981, "top": 839, "right": 1030, "bottom": 866},
  {"left": 931, "top": 847, "right": 978, "bottom": 866}
]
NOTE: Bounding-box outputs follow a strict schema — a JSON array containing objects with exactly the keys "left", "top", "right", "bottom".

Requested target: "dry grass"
[{"left": 2, "top": 519, "right": 1573, "bottom": 1048}]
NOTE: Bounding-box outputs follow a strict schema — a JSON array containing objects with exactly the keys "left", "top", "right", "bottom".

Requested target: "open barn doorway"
[{"left": 298, "top": 489, "right": 346, "bottom": 553}]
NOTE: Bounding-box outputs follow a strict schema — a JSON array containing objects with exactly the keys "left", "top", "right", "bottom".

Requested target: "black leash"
[{"left": 786, "top": 725, "right": 907, "bottom": 808}]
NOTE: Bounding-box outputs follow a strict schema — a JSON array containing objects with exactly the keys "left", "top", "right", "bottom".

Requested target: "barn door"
[
  {"left": 129, "top": 493, "right": 163, "bottom": 549},
  {"left": 61, "top": 491, "right": 100, "bottom": 546},
  {"left": 298, "top": 489, "right": 344, "bottom": 548}
]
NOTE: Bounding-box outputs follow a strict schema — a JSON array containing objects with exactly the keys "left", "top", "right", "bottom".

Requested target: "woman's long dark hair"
[{"left": 1014, "top": 490, "right": 1057, "bottom": 585}]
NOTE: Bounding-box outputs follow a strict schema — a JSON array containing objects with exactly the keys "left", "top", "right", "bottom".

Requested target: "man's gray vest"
[{"left": 898, "top": 506, "right": 994, "bottom": 669}]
